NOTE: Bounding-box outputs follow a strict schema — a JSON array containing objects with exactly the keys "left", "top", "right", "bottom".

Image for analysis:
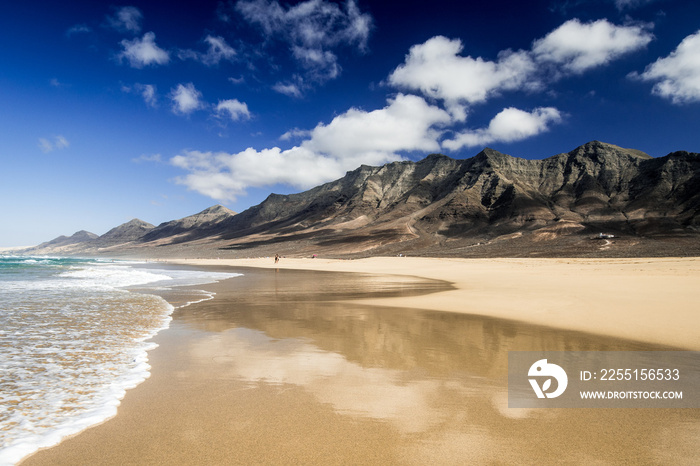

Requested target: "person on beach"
[{"left": 274, "top": 254, "right": 279, "bottom": 264}]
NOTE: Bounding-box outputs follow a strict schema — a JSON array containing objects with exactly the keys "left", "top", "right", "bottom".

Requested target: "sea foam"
[{"left": 0, "top": 258, "right": 240, "bottom": 465}]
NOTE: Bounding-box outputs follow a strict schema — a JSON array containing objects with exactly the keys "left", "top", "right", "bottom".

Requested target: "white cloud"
[
  {"left": 303, "top": 93, "right": 451, "bottom": 164},
  {"left": 170, "top": 94, "right": 450, "bottom": 201},
  {"left": 236, "top": 0, "right": 371, "bottom": 50},
  {"left": 531, "top": 19, "right": 653, "bottom": 73},
  {"left": 215, "top": 99, "right": 251, "bottom": 121},
  {"left": 118, "top": 32, "right": 170, "bottom": 68},
  {"left": 633, "top": 30, "right": 700, "bottom": 104},
  {"left": 138, "top": 84, "right": 157, "bottom": 107},
  {"left": 38, "top": 135, "right": 70, "bottom": 153},
  {"left": 106, "top": 6, "right": 143, "bottom": 34},
  {"left": 388, "top": 36, "right": 537, "bottom": 120},
  {"left": 235, "top": 0, "right": 372, "bottom": 84},
  {"left": 171, "top": 146, "right": 337, "bottom": 200},
  {"left": 273, "top": 81, "right": 303, "bottom": 98},
  {"left": 179, "top": 35, "right": 236, "bottom": 66},
  {"left": 122, "top": 83, "right": 158, "bottom": 107},
  {"left": 443, "top": 107, "right": 563, "bottom": 150},
  {"left": 291, "top": 46, "right": 341, "bottom": 80},
  {"left": 169, "top": 83, "right": 205, "bottom": 115},
  {"left": 389, "top": 19, "right": 653, "bottom": 117},
  {"left": 280, "top": 128, "right": 311, "bottom": 141}
]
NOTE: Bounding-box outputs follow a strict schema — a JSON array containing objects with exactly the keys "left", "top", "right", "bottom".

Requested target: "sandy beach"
[{"left": 21, "top": 257, "right": 700, "bottom": 464}]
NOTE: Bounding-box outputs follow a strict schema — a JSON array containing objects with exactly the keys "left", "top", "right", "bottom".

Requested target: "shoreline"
[{"left": 171, "top": 256, "right": 700, "bottom": 350}]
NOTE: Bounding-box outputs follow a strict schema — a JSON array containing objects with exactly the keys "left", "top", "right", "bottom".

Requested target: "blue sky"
[{"left": 2, "top": 0, "right": 700, "bottom": 247}]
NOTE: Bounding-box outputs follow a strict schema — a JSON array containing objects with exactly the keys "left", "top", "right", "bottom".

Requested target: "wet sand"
[
  {"left": 22, "top": 261, "right": 700, "bottom": 464},
  {"left": 179, "top": 256, "right": 700, "bottom": 350}
]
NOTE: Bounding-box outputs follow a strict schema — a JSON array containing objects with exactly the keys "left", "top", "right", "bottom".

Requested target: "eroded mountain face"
[{"left": 26, "top": 142, "right": 700, "bottom": 258}]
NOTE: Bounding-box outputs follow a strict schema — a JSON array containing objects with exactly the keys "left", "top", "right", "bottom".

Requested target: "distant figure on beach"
[{"left": 274, "top": 254, "right": 279, "bottom": 264}]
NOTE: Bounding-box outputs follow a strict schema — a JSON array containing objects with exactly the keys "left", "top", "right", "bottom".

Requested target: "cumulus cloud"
[
  {"left": 632, "top": 30, "right": 700, "bottom": 104},
  {"left": 106, "top": 6, "right": 143, "bottom": 34},
  {"left": 39, "top": 135, "right": 70, "bottom": 153},
  {"left": 179, "top": 35, "right": 237, "bottom": 66},
  {"left": 389, "top": 19, "right": 653, "bottom": 119},
  {"left": 170, "top": 94, "right": 450, "bottom": 201},
  {"left": 171, "top": 146, "right": 335, "bottom": 200},
  {"left": 531, "top": 19, "right": 654, "bottom": 74},
  {"left": 235, "top": 0, "right": 373, "bottom": 85},
  {"left": 215, "top": 99, "right": 251, "bottom": 121},
  {"left": 169, "top": 83, "right": 205, "bottom": 115},
  {"left": 388, "top": 36, "right": 537, "bottom": 120},
  {"left": 443, "top": 107, "right": 563, "bottom": 150},
  {"left": 303, "top": 93, "right": 451, "bottom": 164},
  {"left": 118, "top": 32, "right": 170, "bottom": 68}
]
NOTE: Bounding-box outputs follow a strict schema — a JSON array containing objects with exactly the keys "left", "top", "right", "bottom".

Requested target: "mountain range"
[{"left": 21, "top": 141, "right": 700, "bottom": 258}]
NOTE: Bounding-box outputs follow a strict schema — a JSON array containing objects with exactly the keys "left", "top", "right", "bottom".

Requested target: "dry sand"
[
  {"left": 177, "top": 256, "right": 700, "bottom": 350},
  {"left": 21, "top": 257, "right": 700, "bottom": 465}
]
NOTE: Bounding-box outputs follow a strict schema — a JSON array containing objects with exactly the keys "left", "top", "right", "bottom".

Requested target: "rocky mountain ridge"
[
  {"left": 22, "top": 141, "right": 700, "bottom": 258},
  {"left": 99, "top": 219, "right": 155, "bottom": 245},
  {"left": 140, "top": 205, "right": 236, "bottom": 244}
]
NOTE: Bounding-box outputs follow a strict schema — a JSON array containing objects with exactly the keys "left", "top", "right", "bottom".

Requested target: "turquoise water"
[{"left": 0, "top": 257, "right": 239, "bottom": 465}]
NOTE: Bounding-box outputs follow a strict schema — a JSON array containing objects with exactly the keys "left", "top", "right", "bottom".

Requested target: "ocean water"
[{"left": 0, "top": 257, "right": 240, "bottom": 465}]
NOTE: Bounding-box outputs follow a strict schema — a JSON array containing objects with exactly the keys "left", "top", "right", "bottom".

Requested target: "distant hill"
[
  {"left": 23, "top": 142, "right": 700, "bottom": 258},
  {"left": 25, "top": 206, "right": 238, "bottom": 255},
  {"left": 31, "top": 230, "right": 98, "bottom": 252},
  {"left": 99, "top": 219, "right": 155, "bottom": 245}
]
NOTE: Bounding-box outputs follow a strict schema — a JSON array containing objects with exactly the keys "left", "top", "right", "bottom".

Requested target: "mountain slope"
[
  {"left": 98, "top": 219, "right": 155, "bottom": 245},
  {"left": 140, "top": 205, "right": 237, "bottom": 245},
  {"left": 24, "top": 141, "right": 700, "bottom": 258},
  {"left": 213, "top": 141, "right": 700, "bottom": 257}
]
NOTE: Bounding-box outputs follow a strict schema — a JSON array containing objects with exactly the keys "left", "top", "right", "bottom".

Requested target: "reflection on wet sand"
[
  {"left": 23, "top": 266, "right": 700, "bottom": 465},
  {"left": 178, "top": 268, "right": 700, "bottom": 465}
]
